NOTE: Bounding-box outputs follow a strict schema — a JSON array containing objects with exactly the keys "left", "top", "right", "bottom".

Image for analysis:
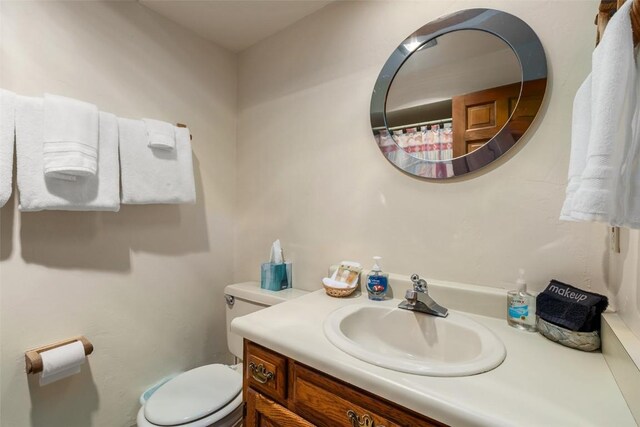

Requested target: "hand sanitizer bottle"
[
  {"left": 366, "top": 256, "right": 389, "bottom": 301},
  {"left": 507, "top": 269, "right": 537, "bottom": 331}
]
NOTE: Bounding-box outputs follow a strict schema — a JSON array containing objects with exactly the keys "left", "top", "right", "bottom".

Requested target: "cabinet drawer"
[
  {"left": 244, "top": 341, "right": 288, "bottom": 404},
  {"left": 292, "top": 364, "right": 444, "bottom": 427},
  {"left": 245, "top": 388, "right": 315, "bottom": 427}
]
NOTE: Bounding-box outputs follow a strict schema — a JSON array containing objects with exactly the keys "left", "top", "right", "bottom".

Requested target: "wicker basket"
[
  {"left": 537, "top": 317, "right": 601, "bottom": 351},
  {"left": 323, "top": 284, "right": 358, "bottom": 298}
]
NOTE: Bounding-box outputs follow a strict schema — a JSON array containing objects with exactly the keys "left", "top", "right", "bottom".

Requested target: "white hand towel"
[
  {"left": 16, "top": 96, "right": 120, "bottom": 211},
  {"left": 119, "top": 118, "right": 195, "bottom": 204},
  {"left": 43, "top": 93, "right": 99, "bottom": 181},
  {"left": 560, "top": 75, "right": 592, "bottom": 221},
  {"left": 143, "top": 118, "right": 176, "bottom": 150},
  {"left": 0, "top": 89, "right": 16, "bottom": 207},
  {"left": 569, "top": 0, "right": 636, "bottom": 222}
]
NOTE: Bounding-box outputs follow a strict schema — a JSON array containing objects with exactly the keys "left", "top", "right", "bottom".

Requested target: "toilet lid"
[{"left": 144, "top": 364, "right": 242, "bottom": 426}]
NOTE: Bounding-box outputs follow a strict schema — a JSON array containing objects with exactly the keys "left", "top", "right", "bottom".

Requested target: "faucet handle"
[
  {"left": 404, "top": 289, "right": 417, "bottom": 303},
  {"left": 410, "top": 274, "right": 428, "bottom": 292}
]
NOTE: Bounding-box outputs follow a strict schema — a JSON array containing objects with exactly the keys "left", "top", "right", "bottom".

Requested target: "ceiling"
[{"left": 139, "top": 0, "right": 334, "bottom": 52}]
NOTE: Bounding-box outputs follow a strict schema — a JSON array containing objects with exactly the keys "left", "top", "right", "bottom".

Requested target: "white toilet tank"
[{"left": 224, "top": 282, "right": 307, "bottom": 359}]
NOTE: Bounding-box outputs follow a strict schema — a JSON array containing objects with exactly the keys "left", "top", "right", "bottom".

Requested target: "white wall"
[
  {"left": 0, "top": 2, "right": 236, "bottom": 426},
  {"left": 610, "top": 230, "right": 640, "bottom": 339},
  {"left": 235, "top": 0, "right": 610, "bottom": 296}
]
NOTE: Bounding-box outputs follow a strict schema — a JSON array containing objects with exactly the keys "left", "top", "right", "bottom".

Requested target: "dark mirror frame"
[{"left": 370, "top": 8, "right": 547, "bottom": 179}]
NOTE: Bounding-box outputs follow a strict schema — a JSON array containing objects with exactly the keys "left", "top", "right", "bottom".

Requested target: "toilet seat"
[
  {"left": 137, "top": 393, "right": 242, "bottom": 427},
  {"left": 137, "top": 364, "right": 243, "bottom": 427}
]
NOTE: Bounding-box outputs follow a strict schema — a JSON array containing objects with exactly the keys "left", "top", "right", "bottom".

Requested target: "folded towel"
[
  {"left": 16, "top": 96, "right": 120, "bottom": 211},
  {"left": 143, "top": 118, "right": 175, "bottom": 151},
  {"left": 0, "top": 89, "right": 16, "bottom": 207},
  {"left": 119, "top": 118, "right": 196, "bottom": 204},
  {"left": 536, "top": 280, "right": 608, "bottom": 332},
  {"left": 43, "top": 93, "right": 99, "bottom": 181},
  {"left": 560, "top": 75, "right": 591, "bottom": 221},
  {"left": 568, "top": 0, "right": 636, "bottom": 222}
]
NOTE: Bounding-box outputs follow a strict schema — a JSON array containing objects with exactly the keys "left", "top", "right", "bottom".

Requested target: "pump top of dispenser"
[
  {"left": 372, "top": 256, "right": 382, "bottom": 272},
  {"left": 516, "top": 269, "right": 527, "bottom": 292}
]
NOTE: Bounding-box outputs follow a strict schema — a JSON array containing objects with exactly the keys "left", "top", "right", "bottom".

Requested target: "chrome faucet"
[{"left": 398, "top": 274, "right": 448, "bottom": 318}]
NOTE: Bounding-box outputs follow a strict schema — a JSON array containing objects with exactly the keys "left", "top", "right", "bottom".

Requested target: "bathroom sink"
[{"left": 323, "top": 303, "right": 506, "bottom": 377}]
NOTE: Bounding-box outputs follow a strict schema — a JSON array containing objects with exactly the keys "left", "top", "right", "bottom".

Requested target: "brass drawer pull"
[
  {"left": 248, "top": 361, "right": 274, "bottom": 384},
  {"left": 347, "top": 409, "right": 385, "bottom": 427}
]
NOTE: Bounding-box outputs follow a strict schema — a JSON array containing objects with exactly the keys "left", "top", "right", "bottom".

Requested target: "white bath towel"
[
  {"left": 614, "top": 52, "right": 640, "bottom": 228},
  {"left": 560, "top": 75, "right": 592, "bottom": 221},
  {"left": 119, "top": 118, "right": 195, "bottom": 204},
  {"left": 567, "top": 0, "right": 637, "bottom": 222},
  {"left": 16, "top": 96, "right": 120, "bottom": 211},
  {"left": 43, "top": 93, "right": 99, "bottom": 181},
  {"left": 0, "top": 89, "right": 16, "bottom": 207},
  {"left": 143, "top": 118, "right": 176, "bottom": 151}
]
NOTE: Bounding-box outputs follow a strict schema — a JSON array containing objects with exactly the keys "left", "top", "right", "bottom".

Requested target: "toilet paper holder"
[{"left": 25, "top": 336, "right": 93, "bottom": 374}]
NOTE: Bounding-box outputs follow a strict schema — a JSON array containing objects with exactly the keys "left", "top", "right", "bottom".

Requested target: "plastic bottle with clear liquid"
[{"left": 507, "top": 269, "right": 537, "bottom": 332}]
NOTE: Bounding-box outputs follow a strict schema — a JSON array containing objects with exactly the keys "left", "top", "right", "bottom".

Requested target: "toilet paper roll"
[{"left": 39, "top": 341, "right": 86, "bottom": 386}]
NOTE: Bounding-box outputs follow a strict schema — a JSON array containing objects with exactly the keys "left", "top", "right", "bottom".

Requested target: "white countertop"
[{"left": 231, "top": 289, "right": 636, "bottom": 427}]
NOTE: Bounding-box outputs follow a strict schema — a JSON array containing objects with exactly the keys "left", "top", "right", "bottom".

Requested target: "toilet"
[{"left": 137, "top": 282, "right": 308, "bottom": 427}]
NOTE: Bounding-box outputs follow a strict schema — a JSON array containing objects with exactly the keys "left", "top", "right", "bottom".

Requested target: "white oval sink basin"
[{"left": 323, "top": 304, "right": 506, "bottom": 377}]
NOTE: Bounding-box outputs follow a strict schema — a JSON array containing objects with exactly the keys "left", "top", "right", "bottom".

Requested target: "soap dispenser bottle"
[
  {"left": 507, "top": 269, "right": 537, "bottom": 331},
  {"left": 366, "top": 256, "right": 389, "bottom": 301}
]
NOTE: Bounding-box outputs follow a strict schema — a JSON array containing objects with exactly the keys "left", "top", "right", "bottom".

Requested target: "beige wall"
[
  {"left": 0, "top": 2, "right": 236, "bottom": 426},
  {"left": 235, "top": 0, "right": 609, "bottom": 296},
  {"left": 1, "top": 1, "right": 637, "bottom": 426},
  {"left": 611, "top": 230, "right": 640, "bottom": 339}
]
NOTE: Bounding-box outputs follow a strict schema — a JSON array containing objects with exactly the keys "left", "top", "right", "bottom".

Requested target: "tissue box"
[{"left": 260, "top": 262, "right": 292, "bottom": 291}]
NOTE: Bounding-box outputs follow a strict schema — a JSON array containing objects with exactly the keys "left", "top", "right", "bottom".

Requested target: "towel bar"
[
  {"left": 25, "top": 335, "right": 93, "bottom": 374},
  {"left": 632, "top": 0, "right": 640, "bottom": 45},
  {"left": 176, "top": 123, "right": 193, "bottom": 140}
]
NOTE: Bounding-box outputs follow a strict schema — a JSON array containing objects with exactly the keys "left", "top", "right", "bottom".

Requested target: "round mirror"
[{"left": 370, "top": 9, "right": 547, "bottom": 179}]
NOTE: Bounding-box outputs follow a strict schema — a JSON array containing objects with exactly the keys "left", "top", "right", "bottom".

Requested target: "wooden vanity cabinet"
[{"left": 243, "top": 340, "right": 447, "bottom": 427}]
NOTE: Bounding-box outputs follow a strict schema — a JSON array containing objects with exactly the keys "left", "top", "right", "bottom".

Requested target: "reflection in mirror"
[
  {"left": 386, "top": 30, "right": 521, "bottom": 159},
  {"left": 370, "top": 9, "right": 547, "bottom": 179}
]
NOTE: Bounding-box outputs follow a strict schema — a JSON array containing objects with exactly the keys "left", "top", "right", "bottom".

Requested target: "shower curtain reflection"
[{"left": 375, "top": 124, "right": 453, "bottom": 178}]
